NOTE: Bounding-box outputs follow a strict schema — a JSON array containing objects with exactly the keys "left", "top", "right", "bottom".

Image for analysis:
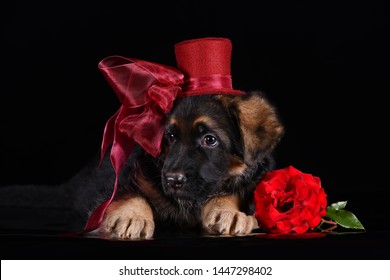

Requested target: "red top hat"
[{"left": 174, "top": 37, "right": 245, "bottom": 96}]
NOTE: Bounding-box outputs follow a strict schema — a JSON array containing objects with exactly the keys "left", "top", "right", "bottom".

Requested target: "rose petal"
[
  {"left": 314, "top": 175, "right": 321, "bottom": 186},
  {"left": 318, "top": 188, "right": 327, "bottom": 208},
  {"left": 275, "top": 220, "right": 292, "bottom": 234},
  {"left": 293, "top": 179, "right": 309, "bottom": 201},
  {"left": 303, "top": 192, "right": 318, "bottom": 209},
  {"left": 268, "top": 204, "right": 288, "bottom": 221},
  {"left": 290, "top": 214, "right": 303, "bottom": 227},
  {"left": 308, "top": 215, "right": 323, "bottom": 228},
  {"left": 292, "top": 222, "right": 310, "bottom": 234},
  {"left": 286, "top": 165, "right": 302, "bottom": 177}
]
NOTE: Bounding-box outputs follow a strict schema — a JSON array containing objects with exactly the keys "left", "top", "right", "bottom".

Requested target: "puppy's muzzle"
[{"left": 165, "top": 172, "right": 187, "bottom": 189}]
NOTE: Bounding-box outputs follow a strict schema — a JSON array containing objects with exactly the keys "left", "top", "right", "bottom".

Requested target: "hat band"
[{"left": 182, "top": 74, "right": 233, "bottom": 94}]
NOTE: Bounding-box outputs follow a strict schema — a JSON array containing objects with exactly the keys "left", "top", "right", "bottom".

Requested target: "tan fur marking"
[
  {"left": 193, "top": 115, "right": 216, "bottom": 127},
  {"left": 228, "top": 155, "right": 247, "bottom": 176},
  {"left": 193, "top": 116, "right": 230, "bottom": 146},
  {"left": 215, "top": 95, "right": 235, "bottom": 107},
  {"left": 134, "top": 169, "right": 174, "bottom": 212},
  {"left": 134, "top": 169, "right": 161, "bottom": 202},
  {"left": 202, "top": 195, "right": 259, "bottom": 236},
  {"left": 168, "top": 116, "right": 178, "bottom": 126},
  {"left": 235, "top": 94, "right": 284, "bottom": 164},
  {"left": 101, "top": 194, "right": 155, "bottom": 240}
]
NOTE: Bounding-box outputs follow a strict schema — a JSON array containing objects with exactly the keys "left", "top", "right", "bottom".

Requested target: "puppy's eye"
[
  {"left": 202, "top": 135, "right": 218, "bottom": 147},
  {"left": 166, "top": 132, "right": 176, "bottom": 144}
]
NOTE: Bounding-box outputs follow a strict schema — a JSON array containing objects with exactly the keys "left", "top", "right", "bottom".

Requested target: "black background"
[{"left": 1, "top": 0, "right": 389, "bottom": 234}]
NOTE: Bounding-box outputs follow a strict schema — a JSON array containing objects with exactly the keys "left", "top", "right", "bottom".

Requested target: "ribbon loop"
[
  {"left": 82, "top": 56, "right": 184, "bottom": 232},
  {"left": 98, "top": 56, "right": 184, "bottom": 163}
]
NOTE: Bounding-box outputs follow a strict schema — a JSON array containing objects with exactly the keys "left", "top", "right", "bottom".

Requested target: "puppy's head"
[{"left": 160, "top": 91, "right": 284, "bottom": 203}]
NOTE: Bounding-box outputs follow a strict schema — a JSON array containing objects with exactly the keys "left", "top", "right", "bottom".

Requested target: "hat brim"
[{"left": 180, "top": 88, "right": 245, "bottom": 97}]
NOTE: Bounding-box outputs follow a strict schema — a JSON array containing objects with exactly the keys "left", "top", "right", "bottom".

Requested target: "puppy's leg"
[
  {"left": 202, "top": 195, "right": 259, "bottom": 236},
  {"left": 101, "top": 194, "right": 155, "bottom": 240}
]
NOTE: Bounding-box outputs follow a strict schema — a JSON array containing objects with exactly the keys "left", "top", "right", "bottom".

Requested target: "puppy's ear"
[{"left": 225, "top": 91, "right": 284, "bottom": 166}]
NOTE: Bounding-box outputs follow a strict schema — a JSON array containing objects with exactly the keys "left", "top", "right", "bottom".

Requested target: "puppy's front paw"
[
  {"left": 100, "top": 195, "right": 155, "bottom": 240},
  {"left": 202, "top": 195, "right": 258, "bottom": 236},
  {"left": 203, "top": 209, "right": 258, "bottom": 236}
]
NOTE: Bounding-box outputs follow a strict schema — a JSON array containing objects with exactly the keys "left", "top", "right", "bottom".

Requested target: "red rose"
[{"left": 254, "top": 166, "right": 327, "bottom": 234}]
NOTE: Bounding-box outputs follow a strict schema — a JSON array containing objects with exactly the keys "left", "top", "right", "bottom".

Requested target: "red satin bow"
[{"left": 82, "top": 56, "right": 184, "bottom": 232}]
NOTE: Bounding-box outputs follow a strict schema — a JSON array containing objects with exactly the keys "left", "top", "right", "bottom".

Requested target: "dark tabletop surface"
[
  {"left": 1, "top": 204, "right": 389, "bottom": 260},
  {"left": 1, "top": 228, "right": 390, "bottom": 260}
]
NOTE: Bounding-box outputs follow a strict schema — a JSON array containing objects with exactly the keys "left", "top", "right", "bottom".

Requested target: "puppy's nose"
[{"left": 165, "top": 172, "right": 187, "bottom": 189}]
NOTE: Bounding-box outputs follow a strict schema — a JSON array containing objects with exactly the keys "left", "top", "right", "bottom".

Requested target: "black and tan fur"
[
  {"left": 0, "top": 90, "right": 283, "bottom": 239},
  {"left": 91, "top": 90, "right": 284, "bottom": 239}
]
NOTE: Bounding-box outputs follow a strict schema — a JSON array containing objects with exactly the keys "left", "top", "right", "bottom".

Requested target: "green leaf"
[
  {"left": 327, "top": 201, "right": 348, "bottom": 211},
  {"left": 326, "top": 209, "right": 365, "bottom": 230}
]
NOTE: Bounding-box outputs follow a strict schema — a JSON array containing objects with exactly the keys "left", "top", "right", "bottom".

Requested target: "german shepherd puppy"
[
  {"left": 0, "top": 90, "right": 283, "bottom": 240},
  {"left": 85, "top": 90, "right": 284, "bottom": 239}
]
